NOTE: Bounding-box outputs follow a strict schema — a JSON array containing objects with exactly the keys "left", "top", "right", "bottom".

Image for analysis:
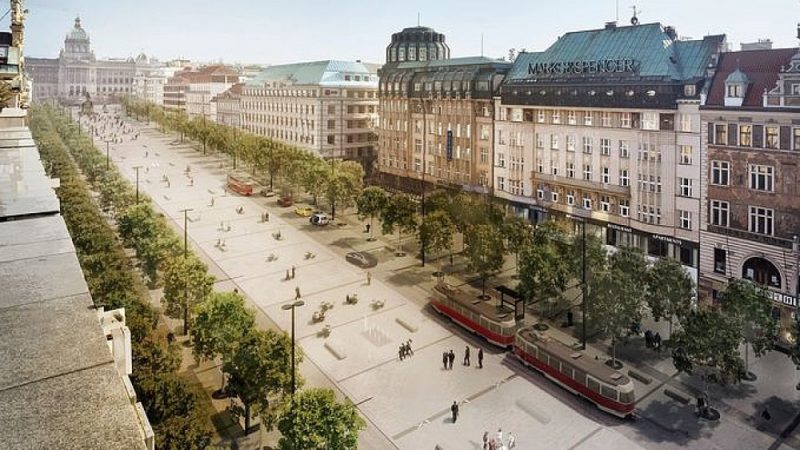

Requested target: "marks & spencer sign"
[{"left": 528, "top": 59, "right": 639, "bottom": 76}]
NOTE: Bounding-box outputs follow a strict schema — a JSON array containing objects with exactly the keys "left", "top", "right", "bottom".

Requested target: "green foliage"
[
  {"left": 162, "top": 255, "right": 215, "bottom": 333},
  {"left": 720, "top": 278, "right": 778, "bottom": 359},
  {"left": 518, "top": 220, "right": 571, "bottom": 308},
  {"left": 326, "top": 160, "right": 364, "bottom": 219},
  {"left": 424, "top": 189, "right": 452, "bottom": 215},
  {"left": 192, "top": 291, "right": 256, "bottom": 363},
  {"left": 380, "top": 193, "right": 418, "bottom": 239},
  {"left": 417, "top": 211, "right": 455, "bottom": 263},
  {"left": 464, "top": 224, "right": 505, "bottom": 296},
  {"left": 224, "top": 328, "right": 302, "bottom": 433},
  {"left": 277, "top": 388, "right": 365, "bottom": 450},
  {"left": 645, "top": 257, "right": 694, "bottom": 330},
  {"left": 671, "top": 307, "right": 745, "bottom": 386},
  {"left": 356, "top": 186, "right": 388, "bottom": 230}
]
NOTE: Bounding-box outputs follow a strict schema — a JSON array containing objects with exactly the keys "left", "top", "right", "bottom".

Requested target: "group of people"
[
  {"left": 644, "top": 330, "right": 663, "bottom": 351},
  {"left": 482, "top": 428, "right": 516, "bottom": 450},
  {"left": 80, "top": 110, "right": 138, "bottom": 145},
  {"left": 398, "top": 339, "right": 414, "bottom": 360},
  {"left": 443, "top": 346, "right": 484, "bottom": 370}
]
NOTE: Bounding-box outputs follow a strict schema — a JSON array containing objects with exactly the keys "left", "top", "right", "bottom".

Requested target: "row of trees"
[
  {"left": 42, "top": 105, "right": 366, "bottom": 448},
  {"left": 121, "top": 97, "right": 366, "bottom": 220}
]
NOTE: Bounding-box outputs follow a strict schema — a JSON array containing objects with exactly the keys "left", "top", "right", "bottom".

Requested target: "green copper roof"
[
  {"left": 245, "top": 60, "right": 379, "bottom": 87},
  {"left": 725, "top": 67, "right": 751, "bottom": 84},
  {"left": 507, "top": 23, "right": 724, "bottom": 82},
  {"left": 395, "top": 56, "right": 511, "bottom": 70}
]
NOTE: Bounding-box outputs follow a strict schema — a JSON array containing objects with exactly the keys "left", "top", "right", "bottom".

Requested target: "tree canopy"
[{"left": 277, "top": 388, "right": 365, "bottom": 450}]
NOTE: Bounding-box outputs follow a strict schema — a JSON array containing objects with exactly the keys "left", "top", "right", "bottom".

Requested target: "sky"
[{"left": 20, "top": 0, "right": 800, "bottom": 65}]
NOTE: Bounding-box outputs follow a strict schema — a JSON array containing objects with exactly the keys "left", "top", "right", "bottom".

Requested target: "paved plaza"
[{"left": 100, "top": 112, "right": 799, "bottom": 450}]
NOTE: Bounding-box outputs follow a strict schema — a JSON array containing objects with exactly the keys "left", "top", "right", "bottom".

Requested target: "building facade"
[
  {"left": 133, "top": 63, "right": 184, "bottom": 106},
  {"left": 240, "top": 60, "right": 379, "bottom": 167},
  {"left": 26, "top": 17, "right": 147, "bottom": 104},
  {"left": 699, "top": 47, "right": 800, "bottom": 344},
  {"left": 496, "top": 22, "right": 726, "bottom": 278},
  {"left": 377, "top": 26, "right": 511, "bottom": 194},
  {"left": 185, "top": 65, "right": 239, "bottom": 121},
  {"left": 212, "top": 83, "right": 242, "bottom": 127}
]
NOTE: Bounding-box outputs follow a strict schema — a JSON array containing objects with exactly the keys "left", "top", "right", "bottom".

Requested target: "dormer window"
[
  {"left": 727, "top": 84, "right": 743, "bottom": 98},
  {"left": 724, "top": 67, "right": 751, "bottom": 107}
]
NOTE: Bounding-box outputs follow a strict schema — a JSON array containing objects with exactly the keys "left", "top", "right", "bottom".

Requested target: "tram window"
[
  {"left": 530, "top": 344, "right": 538, "bottom": 358},
  {"left": 587, "top": 378, "right": 601, "bottom": 393},
  {"left": 601, "top": 385, "right": 618, "bottom": 400},
  {"left": 541, "top": 354, "right": 550, "bottom": 366},
  {"left": 573, "top": 369, "right": 587, "bottom": 385},
  {"left": 619, "top": 390, "right": 634, "bottom": 404},
  {"left": 560, "top": 363, "right": 573, "bottom": 378}
]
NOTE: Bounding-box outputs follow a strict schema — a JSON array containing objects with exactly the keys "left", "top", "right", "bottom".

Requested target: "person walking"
[
  {"left": 448, "top": 349, "right": 455, "bottom": 370},
  {"left": 291, "top": 265, "right": 296, "bottom": 279},
  {"left": 295, "top": 286, "right": 301, "bottom": 300},
  {"left": 507, "top": 432, "right": 516, "bottom": 449},
  {"left": 366, "top": 271, "right": 372, "bottom": 286},
  {"left": 483, "top": 431, "right": 489, "bottom": 450},
  {"left": 478, "top": 348, "right": 484, "bottom": 369},
  {"left": 443, "top": 351, "right": 448, "bottom": 370},
  {"left": 406, "top": 340, "right": 414, "bottom": 356},
  {"left": 451, "top": 401, "right": 459, "bottom": 423},
  {"left": 496, "top": 428, "right": 503, "bottom": 445},
  {"left": 399, "top": 344, "right": 405, "bottom": 361},
  {"left": 464, "top": 346, "right": 471, "bottom": 366}
]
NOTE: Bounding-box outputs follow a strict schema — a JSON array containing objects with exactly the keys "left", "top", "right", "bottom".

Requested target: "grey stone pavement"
[{"left": 96, "top": 110, "right": 800, "bottom": 450}]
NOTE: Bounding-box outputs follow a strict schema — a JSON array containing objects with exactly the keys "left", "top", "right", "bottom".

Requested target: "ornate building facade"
[
  {"left": 700, "top": 47, "right": 800, "bottom": 344},
  {"left": 26, "top": 17, "right": 149, "bottom": 104}
]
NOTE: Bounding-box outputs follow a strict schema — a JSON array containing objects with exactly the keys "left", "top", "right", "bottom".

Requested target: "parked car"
[
  {"left": 277, "top": 196, "right": 293, "bottom": 207},
  {"left": 310, "top": 212, "right": 330, "bottom": 226},
  {"left": 294, "top": 206, "right": 314, "bottom": 217},
  {"left": 345, "top": 251, "right": 377, "bottom": 268},
  {"left": 260, "top": 188, "right": 276, "bottom": 198}
]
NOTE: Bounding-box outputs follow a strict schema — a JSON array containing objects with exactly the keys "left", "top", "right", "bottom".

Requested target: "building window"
[
  {"left": 567, "top": 111, "right": 577, "bottom": 125},
  {"left": 583, "top": 112, "right": 593, "bottom": 126},
  {"left": 619, "top": 170, "right": 629, "bottom": 187},
  {"left": 794, "top": 127, "right": 800, "bottom": 151},
  {"left": 566, "top": 135, "right": 576, "bottom": 151},
  {"left": 749, "top": 165, "right": 774, "bottom": 191},
  {"left": 566, "top": 162, "right": 575, "bottom": 178},
  {"left": 601, "top": 167, "right": 610, "bottom": 184},
  {"left": 727, "top": 84, "right": 743, "bottom": 98},
  {"left": 567, "top": 191, "right": 575, "bottom": 205},
  {"left": 620, "top": 113, "right": 631, "bottom": 128},
  {"left": 583, "top": 164, "right": 592, "bottom": 181},
  {"left": 537, "top": 158, "right": 544, "bottom": 173},
  {"left": 714, "top": 124, "right": 727, "bottom": 145},
  {"left": 480, "top": 125, "right": 490, "bottom": 140},
  {"left": 714, "top": 248, "right": 727, "bottom": 274},
  {"left": 600, "top": 195, "right": 610, "bottom": 212},
  {"left": 497, "top": 177, "right": 505, "bottom": 191},
  {"left": 678, "top": 114, "right": 692, "bottom": 132},
  {"left": 642, "top": 112, "right": 659, "bottom": 130},
  {"left": 552, "top": 111, "right": 561, "bottom": 124},
  {"left": 678, "top": 177, "right": 693, "bottom": 197},
  {"left": 537, "top": 110, "right": 545, "bottom": 123},
  {"left": 710, "top": 200, "right": 729, "bottom": 227},
  {"left": 765, "top": 126, "right": 779, "bottom": 149},
  {"left": 550, "top": 134, "right": 559, "bottom": 150},
  {"left": 536, "top": 133, "right": 544, "bottom": 149},
  {"left": 551, "top": 192, "right": 559, "bottom": 203},
  {"left": 739, "top": 125, "right": 752, "bottom": 147},
  {"left": 711, "top": 161, "right": 730, "bottom": 185},
  {"left": 678, "top": 210, "right": 692, "bottom": 230},
  {"left": 551, "top": 162, "right": 558, "bottom": 176},
  {"left": 618, "top": 199, "right": 629, "bottom": 217},
  {"left": 749, "top": 206, "right": 774, "bottom": 235},
  {"left": 601, "top": 112, "right": 611, "bottom": 127},
  {"left": 679, "top": 145, "right": 692, "bottom": 164},
  {"left": 537, "top": 189, "right": 544, "bottom": 199},
  {"left": 582, "top": 136, "right": 592, "bottom": 154},
  {"left": 600, "top": 138, "right": 611, "bottom": 155},
  {"left": 619, "top": 140, "right": 629, "bottom": 158},
  {"left": 327, "top": 135, "right": 335, "bottom": 144},
  {"left": 480, "top": 147, "right": 489, "bottom": 164},
  {"left": 583, "top": 196, "right": 592, "bottom": 210},
  {"left": 497, "top": 152, "right": 505, "bottom": 167}
]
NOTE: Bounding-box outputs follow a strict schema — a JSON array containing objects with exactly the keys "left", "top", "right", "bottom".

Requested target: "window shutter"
[
  {"left": 753, "top": 125, "right": 764, "bottom": 148},
  {"left": 707, "top": 122, "right": 715, "bottom": 144},
  {"left": 728, "top": 124, "right": 738, "bottom": 146},
  {"left": 780, "top": 126, "right": 791, "bottom": 150}
]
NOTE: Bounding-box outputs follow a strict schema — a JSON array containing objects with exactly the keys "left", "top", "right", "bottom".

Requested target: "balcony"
[
  {"left": 534, "top": 172, "right": 630, "bottom": 196},
  {"left": 706, "top": 225, "right": 794, "bottom": 250}
]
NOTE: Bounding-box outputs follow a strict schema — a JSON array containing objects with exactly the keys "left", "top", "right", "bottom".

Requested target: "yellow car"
[{"left": 294, "top": 206, "right": 313, "bottom": 217}]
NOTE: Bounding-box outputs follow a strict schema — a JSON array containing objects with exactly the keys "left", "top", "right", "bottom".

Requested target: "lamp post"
[
  {"left": 281, "top": 300, "right": 305, "bottom": 447},
  {"left": 105, "top": 141, "right": 111, "bottom": 169},
  {"left": 132, "top": 165, "right": 143, "bottom": 204},
  {"left": 420, "top": 99, "right": 428, "bottom": 267},
  {"left": 579, "top": 218, "right": 588, "bottom": 350},
  {"left": 179, "top": 208, "right": 194, "bottom": 257}
]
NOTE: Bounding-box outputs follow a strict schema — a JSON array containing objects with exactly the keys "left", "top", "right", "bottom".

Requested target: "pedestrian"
[
  {"left": 762, "top": 406, "right": 772, "bottom": 422},
  {"left": 399, "top": 344, "right": 405, "bottom": 361},
  {"left": 451, "top": 401, "right": 459, "bottom": 423},
  {"left": 265, "top": 211, "right": 270, "bottom": 222},
  {"left": 507, "top": 432, "right": 516, "bottom": 449},
  {"left": 448, "top": 349, "right": 455, "bottom": 370},
  {"left": 291, "top": 265, "right": 296, "bottom": 279},
  {"left": 488, "top": 440, "right": 496, "bottom": 450},
  {"left": 295, "top": 286, "right": 301, "bottom": 300},
  {"left": 696, "top": 396, "right": 706, "bottom": 417},
  {"left": 464, "top": 346, "right": 471, "bottom": 366},
  {"left": 654, "top": 332, "right": 662, "bottom": 351},
  {"left": 443, "top": 351, "right": 448, "bottom": 370},
  {"left": 483, "top": 431, "right": 489, "bottom": 450},
  {"left": 285, "top": 269, "right": 291, "bottom": 281},
  {"left": 406, "top": 339, "right": 414, "bottom": 356},
  {"left": 478, "top": 348, "right": 484, "bottom": 369},
  {"left": 644, "top": 330, "right": 653, "bottom": 349},
  {"left": 366, "top": 271, "right": 371, "bottom": 286},
  {"left": 365, "top": 223, "right": 371, "bottom": 234},
  {"left": 496, "top": 428, "right": 503, "bottom": 445}
]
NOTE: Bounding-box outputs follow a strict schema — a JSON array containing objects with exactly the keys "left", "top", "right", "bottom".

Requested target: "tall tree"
[
  {"left": 380, "top": 193, "right": 418, "bottom": 256},
  {"left": 501, "top": 216, "right": 532, "bottom": 276},
  {"left": 162, "top": 255, "right": 214, "bottom": 334},
  {"left": 518, "top": 220, "right": 571, "bottom": 316},
  {"left": 417, "top": 211, "right": 455, "bottom": 274},
  {"left": 356, "top": 186, "right": 388, "bottom": 240},
  {"left": 326, "top": 160, "right": 364, "bottom": 220},
  {"left": 424, "top": 189, "right": 451, "bottom": 215},
  {"left": 192, "top": 292, "right": 256, "bottom": 391},
  {"left": 719, "top": 278, "right": 777, "bottom": 379},
  {"left": 645, "top": 257, "right": 695, "bottom": 336},
  {"left": 671, "top": 307, "right": 745, "bottom": 411},
  {"left": 223, "top": 328, "right": 300, "bottom": 434},
  {"left": 277, "top": 388, "right": 366, "bottom": 450},
  {"left": 590, "top": 246, "right": 647, "bottom": 367},
  {"left": 464, "top": 224, "right": 505, "bottom": 298}
]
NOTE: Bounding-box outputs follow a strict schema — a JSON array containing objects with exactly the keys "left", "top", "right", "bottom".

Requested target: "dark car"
[
  {"left": 345, "top": 251, "right": 377, "bottom": 268},
  {"left": 277, "top": 196, "right": 293, "bottom": 207}
]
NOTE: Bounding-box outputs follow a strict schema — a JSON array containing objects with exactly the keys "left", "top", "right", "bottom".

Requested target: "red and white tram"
[
  {"left": 430, "top": 282, "right": 518, "bottom": 348},
  {"left": 513, "top": 327, "right": 636, "bottom": 418}
]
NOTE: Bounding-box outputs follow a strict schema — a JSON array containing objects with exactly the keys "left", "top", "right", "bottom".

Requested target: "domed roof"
[
  {"left": 726, "top": 67, "right": 751, "bottom": 85},
  {"left": 385, "top": 24, "right": 450, "bottom": 63},
  {"left": 136, "top": 52, "right": 148, "bottom": 63},
  {"left": 66, "top": 16, "right": 89, "bottom": 42}
]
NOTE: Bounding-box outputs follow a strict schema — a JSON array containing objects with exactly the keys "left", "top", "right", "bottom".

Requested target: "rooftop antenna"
[
  {"left": 616, "top": 0, "right": 619, "bottom": 22},
  {"left": 481, "top": 33, "right": 484, "bottom": 57},
  {"left": 630, "top": 5, "right": 640, "bottom": 26},
  {"left": 417, "top": 12, "right": 420, "bottom": 27}
]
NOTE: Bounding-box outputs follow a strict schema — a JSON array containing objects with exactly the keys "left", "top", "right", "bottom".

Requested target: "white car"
[{"left": 310, "top": 213, "right": 330, "bottom": 226}]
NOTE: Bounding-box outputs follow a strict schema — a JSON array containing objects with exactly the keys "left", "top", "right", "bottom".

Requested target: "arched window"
[{"left": 742, "top": 257, "right": 781, "bottom": 288}]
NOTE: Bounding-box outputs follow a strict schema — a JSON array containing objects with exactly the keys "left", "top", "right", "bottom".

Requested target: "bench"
[
  {"left": 664, "top": 388, "right": 691, "bottom": 405},
  {"left": 396, "top": 317, "right": 419, "bottom": 333},
  {"left": 325, "top": 340, "right": 347, "bottom": 360}
]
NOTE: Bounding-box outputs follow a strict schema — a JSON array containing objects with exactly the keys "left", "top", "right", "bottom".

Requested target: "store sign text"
[
  {"left": 528, "top": 59, "right": 639, "bottom": 76},
  {"left": 772, "top": 291, "right": 798, "bottom": 308}
]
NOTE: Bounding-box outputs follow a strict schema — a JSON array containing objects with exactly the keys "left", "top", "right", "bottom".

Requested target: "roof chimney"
[
  {"left": 605, "top": 21, "right": 617, "bottom": 30},
  {"left": 664, "top": 26, "right": 678, "bottom": 41}
]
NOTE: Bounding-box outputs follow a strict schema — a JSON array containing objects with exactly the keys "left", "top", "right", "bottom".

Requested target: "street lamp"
[
  {"left": 281, "top": 300, "right": 305, "bottom": 447},
  {"left": 132, "top": 165, "right": 143, "bottom": 205},
  {"left": 105, "top": 140, "right": 111, "bottom": 169},
  {"left": 578, "top": 218, "right": 588, "bottom": 350},
  {"left": 179, "top": 208, "right": 194, "bottom": 258}
]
